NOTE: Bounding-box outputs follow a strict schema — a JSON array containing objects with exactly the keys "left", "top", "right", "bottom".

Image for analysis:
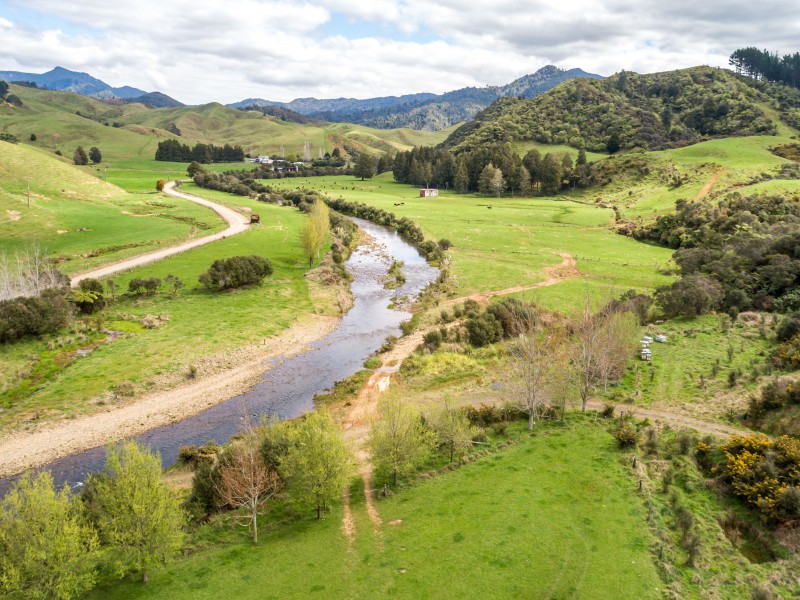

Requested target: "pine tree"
[
  {"left": 73, "top": 146, "right": 88, "bottom": 165},
  {"left": 89, "top": 147, "right": 102, "bottom": 164},
  {"left": 354, "top": 152, "right": 375, "bottom": 180},
  {"left": 454, "top": 158, "right": 470, "bottom": 193}
]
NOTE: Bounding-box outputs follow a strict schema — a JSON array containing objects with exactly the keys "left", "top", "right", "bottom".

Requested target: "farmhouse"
[{"left": 419, "top": 188, "right": 439, "bottom": 197}]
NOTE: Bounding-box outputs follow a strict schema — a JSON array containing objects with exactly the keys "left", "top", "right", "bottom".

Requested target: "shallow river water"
[{"left": 1, "top": 217, "right": 439, "bottom": 494}]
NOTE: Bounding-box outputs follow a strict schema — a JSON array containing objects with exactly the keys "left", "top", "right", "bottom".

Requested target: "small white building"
[
  {"left": 419, "top": 188, "right": 439, "bottom": 198},
  {"left": 640, "top": 348, "right": 652, "bottom": 361}
]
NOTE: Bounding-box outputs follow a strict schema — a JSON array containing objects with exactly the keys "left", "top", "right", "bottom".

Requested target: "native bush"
[
  {"left": 199, "top": 256, "right": 273, "bottom": 290},
  {"left": 0, "top": 288, "right": 74, "bottom": 343}
]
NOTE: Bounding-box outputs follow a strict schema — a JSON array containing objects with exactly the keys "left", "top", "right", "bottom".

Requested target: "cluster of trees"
[
  {"left": 154, "top": 140, "right": 245, "bottom": 163},
  {"left": 0, "top": 442, "right": 184, "bottom": 598},
  {"left": 187, "top": 410, "right": 350, "bottom": 532},
  {"left": 443, "top": 67, "right": 777, "bottom": 154},
  {"left": 199, "top": 256, "right": 273, "bottom": 290},
  {"left": 436, "top": 296, "right": 640, "bottom": 420},
  {"left": 635, "top": 193, "right": 800, "bottom": 315},
  {"left": 730, "top": 47, "right": 800, "bottom": 88},
  {"left": 0, "top": 80, "right": 22, "bottom": 107},
  {"left": 393, "top": 144, "right": 589, "bottom": 196},
  {"left": 72, "top": 146, "right": 102, "bottom": 165}
]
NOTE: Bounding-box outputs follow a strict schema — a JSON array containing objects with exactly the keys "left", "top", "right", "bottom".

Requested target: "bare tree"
[
  {"left": 216, "top": 430, "right": 280, "bottom": 543},
  {"left": 571, "top": 292, "right": 640, "bottom": 411},
  {"left": 571, "top": 294, "right": 608, "bottom": 412},
  {"left": 0, "top": 245, "right": 66, "bottom": 300},
  {"left": 596, "top": 309, "right": 640, "bottom": 391},
  {"left": 506, "top": 304, "right": 569, "bottom": 428}
]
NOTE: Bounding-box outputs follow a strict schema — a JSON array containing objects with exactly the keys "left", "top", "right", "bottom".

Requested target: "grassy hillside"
[
  {"left": 443, "top": 66, "right": 797, "bottom": 153},
  {"left": 117, "top": 102, "right": 454, "bottom": 156},
  {"left": 0, "top": 85, "right": 453, "bottom": 163},
  {"left": 89, "top": 418, "right": 663, "bottom": 600},
  {"left": 0, "top": 142, "right": 225, "bottom": 273}
]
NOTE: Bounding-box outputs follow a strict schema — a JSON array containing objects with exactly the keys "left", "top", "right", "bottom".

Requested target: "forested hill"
[
  {"left": 442, "top": 66, "right": 797, "bottom": 153},
  {"left": 229, "top": 66, "right": 602, "bottom": 131}
]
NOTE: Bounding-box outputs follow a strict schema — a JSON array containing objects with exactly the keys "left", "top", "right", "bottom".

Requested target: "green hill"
[
  {"left": 442, "top": 66, "right": 798, "bottom": 153},
  {"left": 0, "top": 142, "right": 224, "bottom": 273},
  {"left": 0, "top": 84, "right": 453, "bottom": 162}
]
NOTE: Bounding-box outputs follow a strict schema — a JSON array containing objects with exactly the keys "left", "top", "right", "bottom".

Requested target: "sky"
[{"left": 0, "top": 0, "right": 798, "bottom": 105}]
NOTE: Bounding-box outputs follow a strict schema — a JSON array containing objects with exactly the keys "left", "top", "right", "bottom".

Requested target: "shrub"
[
  {"left": 142, "top": 278, "right": 161, "bottom": 296},
  {"left": 422, "top": 329, "right": 443, "bottom": 351},
  {"left": 675, "top": 432, "right": 694, "bottom": 455},
  {"left": 199, "top": 256, "right": 273, "bottom": 290},
  {"left": 611, "top": 420, "right": 638, "bottom": 447},
  {"left": 75, "top": 278, "right": 105, "bottom": 314},
  {"left": 719, "top": 434, "right": 800, "bottom": 521},
  {"left": 776, "top": 316, "right": 800, "bottom": 343},
  {"left": 0, "top": 288, "right": 74, "bottom": 343},
  {"left": 466, "top": 313, "right": 504, "bottom": 347},
  {"left": 128, "top": 278, "right": 147, "bottom": 295}
]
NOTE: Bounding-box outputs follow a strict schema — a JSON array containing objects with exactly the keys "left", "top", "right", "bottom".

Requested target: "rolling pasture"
[
  {"left": 88, "top": 419, "right": 663, "bottom": 600},
  {"left": 267, "top": 174, "right": 676, "bottom": 312}
]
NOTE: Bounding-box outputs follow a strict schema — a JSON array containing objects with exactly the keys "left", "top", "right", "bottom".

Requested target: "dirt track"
[{"left": 70, "top": 181, "right": 250, "bottom": 286}]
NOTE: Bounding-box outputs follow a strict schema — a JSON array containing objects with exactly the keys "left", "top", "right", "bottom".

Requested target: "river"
[{"left": 0, "top": 217, "right": 439, "bottom": 494}]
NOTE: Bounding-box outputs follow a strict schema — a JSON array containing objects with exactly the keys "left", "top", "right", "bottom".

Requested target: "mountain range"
[
  {"left": 0, "top": 67, "right": 184, "bottom": 108},
  {"left": 228, "top": 66, "right": 603, "bottom": 131}
]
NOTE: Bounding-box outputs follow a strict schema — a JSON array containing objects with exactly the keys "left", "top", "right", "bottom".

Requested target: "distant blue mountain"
[
  {"left": 228, "top": 65, "right": 604, "bottom": 131},
  {"left": 0, "top": 66, "right": 147, "bottom": 98}
]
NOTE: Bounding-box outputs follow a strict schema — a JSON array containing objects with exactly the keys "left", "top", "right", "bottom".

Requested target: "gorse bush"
[
  {"left": 717, "top": 434, "right": 800, "bottom": 522},
  {"left": 199, "top": 256, "right": 273, "bottom": 290}
]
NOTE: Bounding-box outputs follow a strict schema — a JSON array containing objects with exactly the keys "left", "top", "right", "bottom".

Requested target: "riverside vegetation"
[{"left": 2, "top": 54, "right": 800, "bottom": 599}]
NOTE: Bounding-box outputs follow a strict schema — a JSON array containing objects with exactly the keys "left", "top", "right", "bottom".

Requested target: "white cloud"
[{"left": 1, "top": 0, "right": 798, "bottom": 104}]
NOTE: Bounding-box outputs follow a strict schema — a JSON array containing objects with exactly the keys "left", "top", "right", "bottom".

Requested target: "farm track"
[
  {"left": 70, "top": 181, "right": 250, "bottom": 286},
  {"left": 693, "top": 168, "right": 726, "bottom": 201}
]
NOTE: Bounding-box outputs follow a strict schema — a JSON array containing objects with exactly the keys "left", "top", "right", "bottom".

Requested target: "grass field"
[
  {"left": 88, "top": 417, "right": 663, "bottom": 600},
  {"left": 607, "top": 314, "right": 774, "bottom": 423},
  {"left": 0, "top": 143, "right": 226, "bottom": 273},
  {"left": 0, "top": 183, "right": 336, "bottom": 428},
  {"left": 267, "top": 174, "right": 676, "bottom": 310}
]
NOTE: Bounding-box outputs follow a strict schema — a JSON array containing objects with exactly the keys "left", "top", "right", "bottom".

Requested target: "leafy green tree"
[
  {"left": 606, "top": 133, "right": 621, "bottom": 154},
  {"left": 369, "top": 396, "right": 435, "bottom": 486},
  {"left": 89, "top": 147, "right": 102, "bottom": 164},
  {"left": 30, "top": 133, "right": 37, "bottom": 142},
  {"left": 299, "top": 200, "right": 330, "bottom": 268},
  {"left": 89, "top": 441, "right": 185, "bottom": 582},
  {"left": 280, "top": 410, "right": 350, "bottom": 519},
  {"left": 478, "top": 162, "right": 502, "bottom": 196},
  {"left": 0, "top": 471, "right": 99, "bottom": 600},
  {"left": 519, "top": 166, "right": 532, "bottom": 196},
  {"left": 539, "top": 153, "right": 562, "bottom": 195},
  {"left": 73, "top": 146, "right": 88, "bottom": 166},
  {"left": 354, "top": 152, "right": 375, "bottom": 180},
  {"left": 0, "top": 80, "right": 8, "bottom": 100},
  {"left": 576, "top": 148, "right": 587, "bottom": 166},
  {"left": 428, "top": 401, "right": 479, "bottom": 463}
]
